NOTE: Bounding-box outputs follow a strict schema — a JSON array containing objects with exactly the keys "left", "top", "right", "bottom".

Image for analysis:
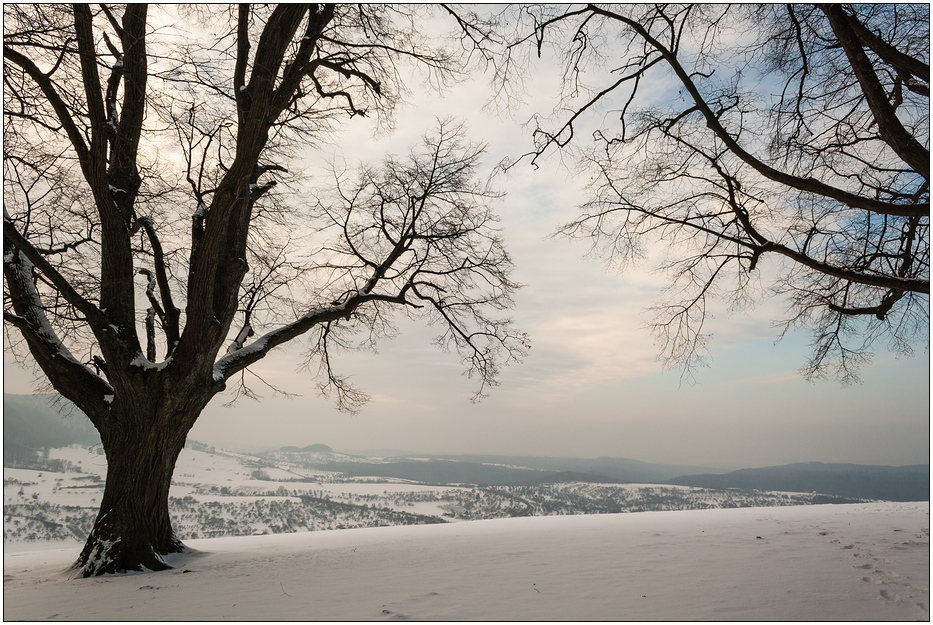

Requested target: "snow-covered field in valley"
[
  {"left": 8, "top": 444, "right": 871, "bottom": 545},
  {"left": 3, "top": 501, "right": 929, "bottom": 621}
]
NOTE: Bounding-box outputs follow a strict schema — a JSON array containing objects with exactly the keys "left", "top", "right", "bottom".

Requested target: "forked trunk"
[{"left": 72, "top": 407, "right": 193, "bottom": 577}]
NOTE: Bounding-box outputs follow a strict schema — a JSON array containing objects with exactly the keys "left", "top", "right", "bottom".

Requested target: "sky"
[{"left": 3, "top": 7, "right": 929, "bottom": 469}]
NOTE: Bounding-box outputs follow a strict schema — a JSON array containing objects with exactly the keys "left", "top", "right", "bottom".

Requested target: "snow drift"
[{"left": 3, "top": 502, "right": 929, "bottom": 621}]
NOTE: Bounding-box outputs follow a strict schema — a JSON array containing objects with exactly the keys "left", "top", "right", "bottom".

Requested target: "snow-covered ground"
[{"left": 3, "top": 502, "right": 928, "bottom": 621}]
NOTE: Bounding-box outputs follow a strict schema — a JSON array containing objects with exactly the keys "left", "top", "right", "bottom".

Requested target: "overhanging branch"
[
  {"left": 585, "top": 4, "right": 929, "bottom": 217},
  {"left": 212, "top": 289, "right": 406, "bottom": 381},
  {"left": 822, "top": 4, "right": 930, "bottom": 179}
]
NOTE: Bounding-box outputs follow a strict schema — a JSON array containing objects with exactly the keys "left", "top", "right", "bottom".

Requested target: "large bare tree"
[
  {"left": 3, "top": 4, "right": 525, "bottom": 576},
  {"left": 458, "top": 3, "right": 929, "bottom": 381}
]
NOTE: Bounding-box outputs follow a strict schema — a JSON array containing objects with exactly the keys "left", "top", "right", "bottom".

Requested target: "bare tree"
[
  {"left": 460, "top": 3, "right": 929, "bottom": 381},
  {"left": 3, "top": 4, "right": 525, "bottom": 576}
]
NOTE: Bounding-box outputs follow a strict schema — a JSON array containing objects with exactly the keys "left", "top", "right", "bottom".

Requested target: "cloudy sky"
[{"left": 3, "top": 7, "right": 929, "bottom": 469}]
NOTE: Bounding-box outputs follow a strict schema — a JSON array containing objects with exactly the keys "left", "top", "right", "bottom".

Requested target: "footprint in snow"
[
  {"left": 879, "top": 589, "right": 900, "bottom": 602},
  {"left": 380, "top": 609, "right": 410, "bottom": 621}
]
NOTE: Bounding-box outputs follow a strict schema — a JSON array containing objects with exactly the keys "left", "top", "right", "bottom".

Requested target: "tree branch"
[
  {"left": 134, "top": 217, "right": 180, "bottom": 355},
  {"left": 72, "top": 4, "right": 108, "bottom": 170},
  {"left": 268, "top": 5, "right": 337, "bottom": 121},
  {"left": 213, "top": 289, "right": 404, "bottom": 381},
  {"left": 2, "top": 46, "right": 91, "bottom": 173},
  {"left": 108, "top": 3, "right": 148, "bottom": 200},
  {"left": 234, "top": 4, "right": 250, "bottom": 128},
  {"left": 841, "top": 6, "right": 929, "bottom": 83},
  {"left": 585, "top": 4, "right": 929, "bottom": 217},
  {"left": 822, "top": 4, "right": 930, "bottom": 180},
  {"left": 3, "top": 243, "right": 113, "bottom": 428},
  {"left": 4, "top": 214, "right": 109, "bottom": 329}
]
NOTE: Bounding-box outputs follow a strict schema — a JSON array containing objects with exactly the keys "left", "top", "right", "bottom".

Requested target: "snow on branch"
[
  {"left": 3, "top": 245, "right": 113, "bottom": 418},
  {"left": 3, "top": 212, "right": 108, "bottom": 329}
]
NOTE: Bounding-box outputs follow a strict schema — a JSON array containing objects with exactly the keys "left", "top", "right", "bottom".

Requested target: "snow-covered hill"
[
  {"left": 3, "top": 502, "right": 928, "bottom": 620},
  {"left": 5, "top": 444, "right": 868, "bottom": 546}
]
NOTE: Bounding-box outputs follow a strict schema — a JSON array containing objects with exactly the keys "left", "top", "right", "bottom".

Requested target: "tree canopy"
[
  {"left": 455, "top": 3, "right": 929, "bottom": 382},
  {"left": 3, "top": 4, "right": 525, "bottom": 575}
]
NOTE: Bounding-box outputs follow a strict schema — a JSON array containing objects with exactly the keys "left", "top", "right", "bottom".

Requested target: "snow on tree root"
[{"left": 70, "top": 537, "right": 177, "bottom": 578}]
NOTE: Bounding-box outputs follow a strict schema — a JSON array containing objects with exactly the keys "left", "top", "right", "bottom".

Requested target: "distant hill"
[
  {"left": 265, "top": 451, "right": 728, "bottom": 487},
  {"left": 405, "top": 454, "right": 727, "bottom": 484},
  {"left": 3, "top": 394, "right": 100, "bottom": 462},
  {"left": 314, "top": 460, "right": 553, "bottom": 486},
  {"left": 280, "top": 444, "right": 332, "bottom": 453},
  {"left": 668, "top": 462, "right": 930, "bottom": 502}
]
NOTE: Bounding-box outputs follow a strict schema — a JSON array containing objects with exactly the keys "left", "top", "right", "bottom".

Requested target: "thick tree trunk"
[{"left": 71, "top": 402, "right": 195, "bottom": 577}]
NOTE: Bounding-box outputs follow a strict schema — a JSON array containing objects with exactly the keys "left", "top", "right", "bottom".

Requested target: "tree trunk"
[{"left": 71, "top": 403, "right": 195, "bottom": 577}]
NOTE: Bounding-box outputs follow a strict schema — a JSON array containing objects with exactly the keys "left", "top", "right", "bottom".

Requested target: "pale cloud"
[{"left": 715, "top": 370, "right": 803, "bottom": 386}]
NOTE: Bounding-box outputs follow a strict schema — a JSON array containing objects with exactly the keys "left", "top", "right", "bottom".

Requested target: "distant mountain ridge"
[
  {"left": 407, "top": 453, "right": 727, "bottom": 484},
  {"left": 279, "top": 444, "right": 333, "bottom": 453},
  {"left": 313, "top": 459, "right": 553, "bottom": 486},
  {"left": 309, "top": 455, "right": 930, "bottom": 500},
  {"left": 668, "top": 462, "right": 930, "bottom": 502},
  {"left": 3, "top": 394, "right": 100, "bottom": 461}
]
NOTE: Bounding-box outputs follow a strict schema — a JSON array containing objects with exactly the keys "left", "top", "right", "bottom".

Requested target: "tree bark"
[{"left": 71, "top": 393, "right": 203, "bottom": 577}]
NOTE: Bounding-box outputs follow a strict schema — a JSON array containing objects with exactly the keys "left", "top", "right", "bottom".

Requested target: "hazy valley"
[
  {"left": 4, "top": 394, "right": 927, "bottom": 546},
  {"left": 0, "top": 443, "right": 854, "bottom": 544}
]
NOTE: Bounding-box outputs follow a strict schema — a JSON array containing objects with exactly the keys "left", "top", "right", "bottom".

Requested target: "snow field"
[{"left": 3, "top": 502, "right": 928, "bottom": 621}]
